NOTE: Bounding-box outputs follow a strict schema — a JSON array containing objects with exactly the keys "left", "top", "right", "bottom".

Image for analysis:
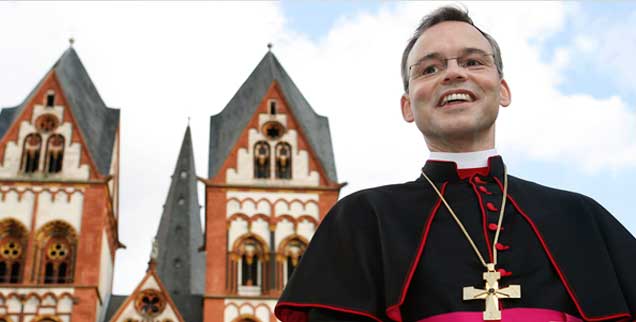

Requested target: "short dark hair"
[{"left": 401, "top": 6, "right": 504, "bottom": 92}]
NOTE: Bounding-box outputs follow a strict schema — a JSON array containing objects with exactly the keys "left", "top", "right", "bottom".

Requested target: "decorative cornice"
[{"left": 199, "top": 177, "right": 347, "bottom": 192}]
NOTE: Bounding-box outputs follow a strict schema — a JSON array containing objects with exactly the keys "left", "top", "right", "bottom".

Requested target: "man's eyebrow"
[
  {"left": 412, "top": 52, "right": 445, "bottom": 65},
  {"left": 461, "top": 47, "right": 490, "bottom": 55}
]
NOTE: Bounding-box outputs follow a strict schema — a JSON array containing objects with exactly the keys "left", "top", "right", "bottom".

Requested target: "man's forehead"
[{"left": 409, "top": 21, "right": 491, "bottom": 61}]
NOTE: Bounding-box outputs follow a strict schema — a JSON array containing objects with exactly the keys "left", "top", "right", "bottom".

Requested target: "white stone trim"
[
  {"left": 226, "top": 111, "right": 320, "bottom": 186},
  {"left": 223, "top": 299, "right": 278, "bottom": 322}
]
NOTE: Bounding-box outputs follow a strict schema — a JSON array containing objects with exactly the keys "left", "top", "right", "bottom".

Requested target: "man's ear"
[
  {"left": 401, "top": 94, "right": 415, "bottom": 122},
  {"left": 499, "top": 79, "right": 511, "bottom": 107}
]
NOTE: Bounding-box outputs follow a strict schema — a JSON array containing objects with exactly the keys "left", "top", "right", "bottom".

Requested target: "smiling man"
[{"left": 275, "top": 6, "right": 636, "bottom": 322}]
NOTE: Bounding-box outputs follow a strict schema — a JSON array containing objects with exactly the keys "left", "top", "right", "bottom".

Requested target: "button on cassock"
[
  {"left": 479, "top": 186, "right": 493, "bottom": 195},
  {"left": 496, "top": 243, "right": 510, "bottom": 251}
]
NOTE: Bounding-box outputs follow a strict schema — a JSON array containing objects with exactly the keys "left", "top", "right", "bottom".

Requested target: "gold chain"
[{"left": 421, "top": 167, "right": 508, "bottom": 269}]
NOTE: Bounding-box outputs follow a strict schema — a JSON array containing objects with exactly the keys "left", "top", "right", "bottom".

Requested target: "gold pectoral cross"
[{"left": 463, "top": 264, "right": 521, "bottom": 321}]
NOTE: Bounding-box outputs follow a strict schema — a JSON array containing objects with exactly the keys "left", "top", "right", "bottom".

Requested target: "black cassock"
[{"left": 275, "top": 157, "right": 636, "bottom": 322}]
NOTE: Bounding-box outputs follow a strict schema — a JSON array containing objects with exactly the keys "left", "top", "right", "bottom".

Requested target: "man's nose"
[{"left": 443, "top": 59, "right": 467, "bottom": 83}]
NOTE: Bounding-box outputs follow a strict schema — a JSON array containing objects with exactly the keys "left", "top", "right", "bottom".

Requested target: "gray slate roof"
[
  {"left": 104, "top": 294, "right": 203, "bottom": 322},
  {"left": 103, "top": 295, "right": 126, "bottom": 321},
  {"left": 0, "top": 47, "right": 120, "bottom": 175},
  {"left": 155, "top": 126, "right": 205, "bottom": 297},
  {"left": 208, "top": 51, "right": 338, "bottom": 182}
]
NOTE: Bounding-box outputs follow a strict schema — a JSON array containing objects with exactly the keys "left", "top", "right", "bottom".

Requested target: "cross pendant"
[{"left": 463, "top": 264, "right": 521, "bottom": 321}]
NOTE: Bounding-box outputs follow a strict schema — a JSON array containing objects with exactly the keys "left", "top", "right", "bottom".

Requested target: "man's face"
[{"left": 401, "top": 21, "right": 511, "bottom": 152}]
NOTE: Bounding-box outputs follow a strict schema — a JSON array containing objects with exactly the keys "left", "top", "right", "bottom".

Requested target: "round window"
[
  {"left": 35, "top": 114, "right": 60, "bottom": 133},
  {"left": 261, "top": 121, "right": 285, "bottom": 140},
  {"left": 135, "top": 289, "right": 166, "bottom": 317}
]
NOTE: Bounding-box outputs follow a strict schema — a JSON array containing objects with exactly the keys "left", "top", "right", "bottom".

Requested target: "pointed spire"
[{"left": 154, "top": 126, "right": 205, "bottom": 296}]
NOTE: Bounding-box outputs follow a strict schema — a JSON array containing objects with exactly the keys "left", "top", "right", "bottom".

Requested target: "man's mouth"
[{"left": 438, "top": 91, "right": 475, "bottom": 107}]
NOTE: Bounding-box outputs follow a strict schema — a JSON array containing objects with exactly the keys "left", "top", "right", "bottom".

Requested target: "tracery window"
[
  {"left": 36, "top": 221, "right": 77, "bottom": 284},
  {"left": 254, "top": 141, "right": 270, "bottom": 179},
  {"left": 43, "top": 237, "right": 72, "bottom": 283},
  {"left": 229, "top": 235, "right": 269, "bottom": 295},
  {"left": 35, "top": 114, "right": 59, "bottom": 133},
  {"left": 21, "top": 133, "right": 42, "bottom": 173},
  {"left": 45, "top": 134, "right": 64, "bottom": 173},
  {"left": 280, "top": 236, "right": 307, "bottom": 285},
  {"left": 0, "top": 219, "right": 27, "bottom": 284},
  {"left": 239, "top": 238, "right": 263, "bottom": 286},
  {"left": 134, "top": 289, "right": 166, "bottom": 318},
  {"left": 275, "top": 142, "right": 292, "bottom": 179},
  {"left": 262, "top": 121, "right": 284, "bottom": 140}
]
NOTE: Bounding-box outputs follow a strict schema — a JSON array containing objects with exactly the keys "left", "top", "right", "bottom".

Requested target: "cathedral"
[{"left": 0, "top": 45, "right": 343, "bottom": 322}]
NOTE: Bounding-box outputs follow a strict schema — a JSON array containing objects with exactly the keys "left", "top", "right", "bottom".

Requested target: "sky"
[{"left": 0, "top": 1, "right": 634, "bottom": 295}]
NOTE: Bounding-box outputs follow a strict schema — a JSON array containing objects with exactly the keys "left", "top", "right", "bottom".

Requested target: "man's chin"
[{"left": 424, "top": 123, "right": 494, "bottom": 143}]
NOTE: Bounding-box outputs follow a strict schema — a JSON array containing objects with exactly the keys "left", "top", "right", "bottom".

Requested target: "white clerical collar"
[{"left": 428, "top": 149, "right": 498, "bottom": 169}]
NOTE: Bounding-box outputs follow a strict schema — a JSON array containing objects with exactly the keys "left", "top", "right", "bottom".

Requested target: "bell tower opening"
[{"left": 45, "top": 91, "right": 55, "bottom": 108}]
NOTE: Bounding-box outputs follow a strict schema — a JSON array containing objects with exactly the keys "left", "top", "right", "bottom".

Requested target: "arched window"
[
  {"left": 275, "top": 142, "right": 292, "bottom": 179},
  {"left": 21, "top": 133, "right": 42, "bottom": 173},
  {"left": 33, "top": 316, "right": 60, "bottom": 322},
  {"left": 36, "top": 221, "right": 77, "bottom": 284},
  {"left": 0, "top": 219, "right": 27, "bottom": 284},
  {"left": 253, "top": 141, "right": 270, "bottom": 179},
  {"left": 230, "top": 235, "right": 268, "bottom": 296},
  {"left": 239, "top": 238, "right": 262, "bottom": 286},
  {"left": 279, "top": 236, "right": 307, "bottom": 286},
  {"left": 45, "top": 134, "right": 64, "bottom": 173},
  {"left": 232, "top": 315, "right": 260, "bottom": 322}
]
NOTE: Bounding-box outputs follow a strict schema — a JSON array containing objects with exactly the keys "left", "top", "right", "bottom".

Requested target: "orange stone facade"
[{"left": 0, "top": 67, "right": 120, "bottom": 322}]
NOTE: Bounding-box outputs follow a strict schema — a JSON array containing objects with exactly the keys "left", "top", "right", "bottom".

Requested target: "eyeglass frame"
[{"left": 408, "top": 48, "right": 496, "bottom": 82}]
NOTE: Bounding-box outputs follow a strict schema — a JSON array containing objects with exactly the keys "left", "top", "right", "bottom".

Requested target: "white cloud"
[
  {"left": 574, "top": 35, "right": 597, "bottom": 52},
  {"left": 0, "top": 1, "right": 634, "bottom": 294}
]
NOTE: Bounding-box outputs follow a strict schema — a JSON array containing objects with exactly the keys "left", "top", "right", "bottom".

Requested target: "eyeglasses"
[{"left": 409, "top": 51, "right": 495, "bottom": 81}]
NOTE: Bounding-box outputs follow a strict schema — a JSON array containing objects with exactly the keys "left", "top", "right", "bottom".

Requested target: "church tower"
[
  {"left": 202, "top": 49, "right": 343, "bottom": 322},
  {"left": 0, "top": 47, "right": 121, "bottom": 322}
]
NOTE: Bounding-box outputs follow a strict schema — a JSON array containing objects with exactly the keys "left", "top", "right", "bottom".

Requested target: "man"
[{"left": 275, "top": 6, "right": 636, "bottom": 322}]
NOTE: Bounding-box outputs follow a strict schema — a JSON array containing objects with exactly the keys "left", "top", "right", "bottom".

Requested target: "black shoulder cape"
[{"left": 275, "top": 157, "right": 636, "bottom": 322}]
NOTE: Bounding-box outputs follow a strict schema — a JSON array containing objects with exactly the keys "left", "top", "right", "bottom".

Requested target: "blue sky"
[
  {"left": 537, "top": 2, "right": 636, "bottom": 106},
  {"left": 281, "top": 0, "right": 392, "bottom": 42}
]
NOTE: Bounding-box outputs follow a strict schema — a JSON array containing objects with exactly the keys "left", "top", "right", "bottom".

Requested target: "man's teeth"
[{"left": 441, "top": 93, "right": 473, "bottom": 106}]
